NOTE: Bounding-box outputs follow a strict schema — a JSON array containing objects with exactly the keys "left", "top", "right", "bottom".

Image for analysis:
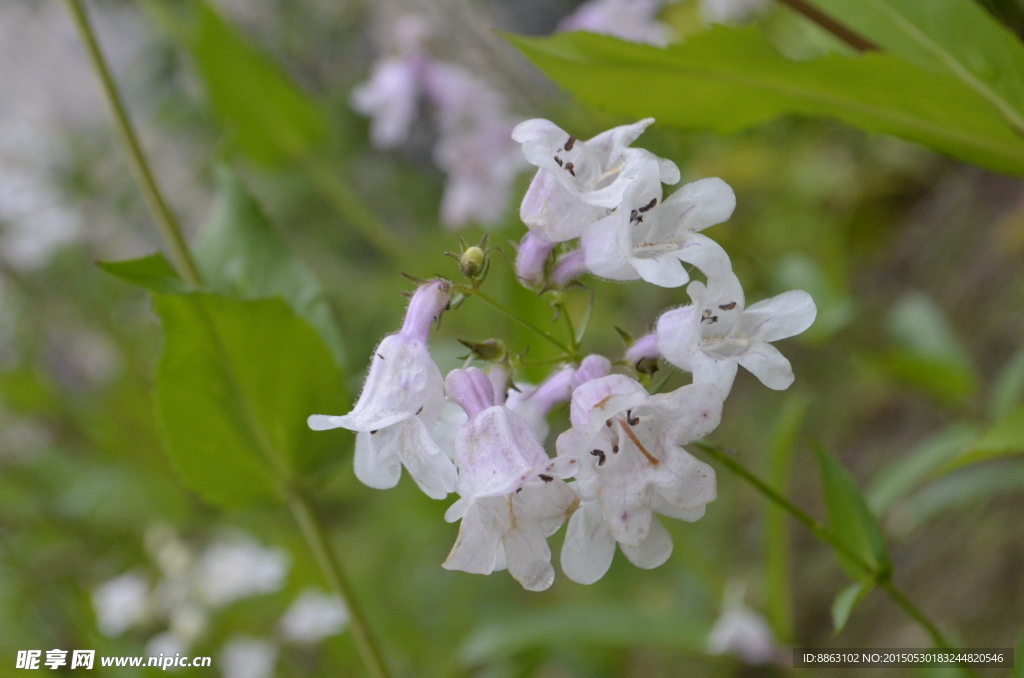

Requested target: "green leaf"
[
  {"left": 189, "top": 1, "right": 327, "bottom": 165},
  {"left": 867, "top": 423, "right": 979, "bottom": 514},
  {"left": 815, "top": 444, "right": 891, "bottom": 581},
  {"left": 195, "top": 167, "right": 345, "bottom": 366},
  {"left": 507, "top": 28, "right": 1024, "bottom": 176},
  {"left": 990, "top": 347, "right": 1024, "bottom": 421},
  {"left": 765, "top": 394, "right": 810, "bottom": 643},
  {"left": 153, "top": 293, "right": 346, "bottom": 509},
  {"left": 936, "top": 406, "right": 1024, "bottom": 475},
  {"left": 831, "top": 580, "right": 872, "bottom": 633},
  {"left": 1014, "top": 626, "right": 1024, "bottom": 678},
  {"left": 800, "top": 0, "right": 1024, "bottom": 134},
  {"left": 98, "top": 253, "right": 190, "bottom": 295}
]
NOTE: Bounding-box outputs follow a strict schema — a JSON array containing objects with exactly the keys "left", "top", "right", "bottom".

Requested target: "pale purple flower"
[
  {"left": 707, "top": 583, "right": 779, "bottom": 665},
  {"left": 350, "top": 56, "right": 425, "bottom": 149},
  {"left": 504, "top": 366, "right": 575, "bottom": 444},
  {"left": 556, "top": 375, "right": 721, "bottom": 584},
  {"left": 308, "top": 281, "right": 457, "bottom": 499},
  {"left": 558, "top": 0, "right": 673, "bottom": 46},
  {"left": 514, "top": 118, "right": 679, "bottom": 243},
  {"left": 442, "top": 367, "right": 578, "bottom": 591},
  {"left": 581, "top": 160, "right": 734, "bottom": 287},
  {"left": 655, "top": 272, "right": 817, "bottom": 396},
  {"left": 515, "top": 231, "right": 555, "bottom": 288}
]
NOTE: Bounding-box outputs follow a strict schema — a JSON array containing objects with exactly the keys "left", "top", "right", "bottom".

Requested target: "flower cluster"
[
  {"left": 349, "top": 15, "right": 526, "bottom": 230},
  {"left": 310, "top": 118, "right": 816, "bottom": 590}
]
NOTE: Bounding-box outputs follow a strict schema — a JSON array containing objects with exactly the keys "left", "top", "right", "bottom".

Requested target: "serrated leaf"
[
  {"left": 801, "top": 0, "right": 1024, "bottom": 134},
  {"left": 153, "top": 293, "right": 346, "bottom": 509},
  {"left": 98, "top": 253, "right": 190, "bottom": 295},
  {"left": 195, "top": 167, "right": 345, "bottom": 366},
  {"left": 190, "top": 1, "right": 327, "bottom": 166},
  {"left": 831, "top": 580, "right": 872, "bottom": 633},
  {"left": 815, "top": 444, "right": 890, "bottom": 581},
  {"left": 506, "top": 28, "right": 1024, "bottom": 176},
  {"left": 935, "top": 406, "right": 1024, "bottom": 476}
]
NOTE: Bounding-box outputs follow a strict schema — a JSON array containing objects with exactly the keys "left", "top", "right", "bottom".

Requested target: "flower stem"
[
  {"left": 693, "top": 442, "right": 981, "bottom": 678},
  {"left": 63, "top": 0, "right": 204, "bottom": 287},
  {"left": 289, "top": 495, "right": 393, "bottom": 678},
  {"left": 472, "top": 290, "right": 574, "bottom": 355}
]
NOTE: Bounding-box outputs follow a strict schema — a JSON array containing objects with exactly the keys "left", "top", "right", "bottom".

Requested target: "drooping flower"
[
  {"left": 558, "top": 0, "right": 673, "bottom": 46},
  {"left": 581, "top": 159, "right": 734, "bottom": 287},
  {"left": 308, "top": 281, "right": 457, "bottom": 499},
  {"left": 442, "top": 367, "right": 578, "bottom": 591},
  {"left": 556, "top": 375, "right": 721, "bottom": 584},
  {"left": 654, "top": 271, "right": 817, "bottom": 396},
  {"left": 707, "top": 582, "right": 779, "bottom": 665},
  {"left": 513, "top": 118, "right": 680, "bottom": 243}
]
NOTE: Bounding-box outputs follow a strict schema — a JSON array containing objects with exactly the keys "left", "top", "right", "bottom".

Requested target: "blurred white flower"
[
  {"left": 558, "top": 0, "right": 673, "bottom": 46},
  {"left": 195, "top": 535, "right": 289, "bottom": 608},
  {"left": 146, "top": 631, "right": 189, "bottom": 664},
  {"left": 707, "top": 583, "right": 779, "bottom": 664},
  {"left": 219, "top": 637, "right": 277, "bottom": 678},
  {"left": 279, "top": 588, "right": 349, "bottom": 643},
  {"left": 92, "top": 572, "right": 152, "bottom": 637}
]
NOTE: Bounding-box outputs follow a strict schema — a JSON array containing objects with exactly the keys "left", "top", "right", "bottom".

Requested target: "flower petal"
[
  {"left": 520, "top": 169, "right": 606, "bottom": 243},
  {"left": 652, "top": 494, "right": 706, "bottom": 522},
  {"left": 648, "top": 382, "right": 724, "bottom": 443},
  {"left": 353, "top": 429, "right": 402, "bottom": 490},
  {"left": 569, "top": 374, "right": 648, "bottom": 428},
  {"left": 655, "top": 305, "right": 699, "bottom": 371},
  {"left": 620, "top": 516, "right": 673, "bottom": 569},
  {"left": 673, "top": 233, "right": 732, "bottom": 281},
  {"left": 307, "top": 415, "right": 345, "bottom": 431},
  {"left": 661, "top": 177, "right": 735, "bottom": 232},
  {"left": 561, "top": 498, "right": 616, "bottom": 584},
  {"left": 736, "top": 341, "right": 794, "bottom": 390},
  {"left": 691, "top": 350, "right": 739, "bottom": 397},
  {"left": 630, "top": 254, "right": 691, "bottom": 288},
  {"left": 399, "top": 416, "right": 458, "bottom": 499},
  {"left": 742, "top": 290, "right": 817, "bottom": 343},
  {"left": 581, "top": 213, "right": 640, "bottom": 281},
  {"left": 443, "top": 498, "right": 503, "bottom": 575},
  {"left": 650, "top": 447, "right": 717, "bottom": 512}
]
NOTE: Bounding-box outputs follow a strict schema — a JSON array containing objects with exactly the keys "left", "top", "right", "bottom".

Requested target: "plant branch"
[
  {"left": 471, "top": 290, "right": 574, "bottom": 355},
  {"left": 289, "top": 495, "right": 393, "bottom": 678},
  {"left": 774, "top": 0, "right": 879, "bottom": 53},
  {"left": 694, "top": 441, "right": 981, "bottom": 678},
  {"left": 63, "top": 0, "right": 204, "bottom": 287}
]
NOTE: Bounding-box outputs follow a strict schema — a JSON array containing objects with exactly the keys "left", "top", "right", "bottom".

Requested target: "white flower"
[
  {"left": 308, "top": 281, "right": 457, "bottom": 499},
  {"left": 350, "top": 56, "right": 424, "bottom": 149},
  {"left": 556, "top": 375, "right": 721, "bottom": 584},
  {"left": 707, "top": 583, "right": 779, "bottom": 665},
  {"left": 513, "top": 118, "right": 679, "bottom": 243},
  {"left": 279, "top": 589, "right": 349, "bottom": 644},
  {"left": 558, "top": 0, "right": 673, "bottom": 46},
  {"left": 194, "top": 534, "right": 289, "bottom": 608},
  {"left": 581, "top": 160, "right": 734, "bottom": 287},
  {"left": 92, "top": 572, "right": 152, "bottom": 637},
  {"left": 146, "top": 631, "right": 189, "bottom": 663},
  {"left": 504, "top": 366, "right": 575, "bottom": 444},
  {"left": 219, "top": 637, "right": 277, "bottom": 678},
  {"left": 442, "top": 367, "right": 579, "bottom": 591},
  {"left": 655, "top": 272, "right": 817, "bottom": 396}
]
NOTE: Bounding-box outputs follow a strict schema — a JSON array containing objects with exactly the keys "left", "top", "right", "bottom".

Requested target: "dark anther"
[
  {"left": 707, "top": 316, "right": 719, "bottom": 324},
  {"left": 719, "top": 301, "right": 737, "bottom": 311},
  {"left": 516, "top": 487, "right": 523, "bottom": 493},
  {"left": 416, "top": 406, "right": 423, "bottom": 416},
  {"left": 377, "top": 353, "right": 385, "bottom": 360},
  {"left": 554, "top": 155, "right": 563, "bottom": 167},
  {"left": 612, "top": 444, "right": 619, "bottom": 454},
  {"left": 370, "top": 430, "right": 379, "bottom": 435},
  {"left": 605, "top": 420, "right": 613, "bottom": 428},
  {"left": 539, "top": 474, "right": 553, "bottom": 483},
  {"left": 638, "top": 198, "right": 657, "bottom": 213},
  {"left": 565, "top": 162, "right": 575, "bottom": 177},
  {"left": 590, "top": 449, "right": 607, "bottom": 466},
  {"left": 564, "top": 134, "right": 576, "bottom": 151},
  {"left": 630, "top": 209, "right": 639, "bottom": 223},
  {"left": 626, "top": 409, "right": 640, "bottom": 426}
]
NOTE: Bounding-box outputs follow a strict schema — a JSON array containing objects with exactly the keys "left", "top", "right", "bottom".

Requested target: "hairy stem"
[
  {"left": 63, "top": 0, "right": 204, "bottom": 286},
  {"left": 694, "top": 442, "right": 980, "bottom": 678},
  {"left": 472, "top": 290, "right": 574, "bottom": 355},
  {"left": 289, "top": 496, "right": 393, "bottom": 678}
]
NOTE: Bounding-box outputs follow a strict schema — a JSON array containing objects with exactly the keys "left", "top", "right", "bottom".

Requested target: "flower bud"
[{"left": 460, "top": 246, "right": 486, "bottom": 278}]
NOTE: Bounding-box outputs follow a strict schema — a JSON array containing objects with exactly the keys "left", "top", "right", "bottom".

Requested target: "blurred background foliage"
[{"left": 1, "top": 0, "right": 1023, "bottom": 676}]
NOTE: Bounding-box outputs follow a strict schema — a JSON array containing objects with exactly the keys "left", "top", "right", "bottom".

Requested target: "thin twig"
[
  {"left": 694, "top": 441, "right": 981, "bottom": 678},
  {"left": 289, "top": 496, "right": 393, "bottom": 678},
  {"left": 774, "top": 0, "right": 879, "bottom": 52},
  {"left": 472, "top": 290, "right": 574, "bottom": 355},
  {"left": 63, "top": 0, "right": 203, "bottom": 286}
]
